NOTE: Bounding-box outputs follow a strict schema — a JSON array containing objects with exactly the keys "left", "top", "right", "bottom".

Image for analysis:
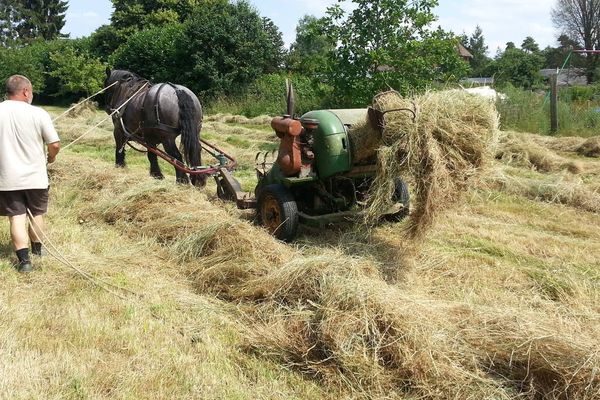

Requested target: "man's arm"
[{"left": 47, "top": 141, "right": 60, "bottom": 164}]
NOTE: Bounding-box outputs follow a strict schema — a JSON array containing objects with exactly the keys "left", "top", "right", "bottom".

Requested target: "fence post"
[{"left": 550, "top": 73, "right": 558, "bottom": 134}]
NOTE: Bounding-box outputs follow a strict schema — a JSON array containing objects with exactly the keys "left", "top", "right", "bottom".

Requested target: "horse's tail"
[{"left": 176, "top": 88, "right": 202, "bottom": 168}]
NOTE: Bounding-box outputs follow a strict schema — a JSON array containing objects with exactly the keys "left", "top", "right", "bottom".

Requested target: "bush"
[
  {"left": 0, "top": 39, "right": 106, "bottom": 102},
  {"left": 0, "top": 41, "right": 49, "bottom": 94},
  {"left": 110, "top": 23, "right": 189, "bottom": 84},
  {"left": 207, "top": 73, "right": 333, "bottom": 117}
]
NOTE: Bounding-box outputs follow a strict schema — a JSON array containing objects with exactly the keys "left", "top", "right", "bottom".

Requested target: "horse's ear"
[{"left": 105, "top": 67, "right": 111, "bottom": 77}]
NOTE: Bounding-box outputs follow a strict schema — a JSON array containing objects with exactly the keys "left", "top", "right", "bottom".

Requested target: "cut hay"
[
  {"left": 577, "top": 137, "right": 600, "bottom": 158},
  {"left": 497, "top": 132, "right": 584, "bottom": 174},
  {"left": 528, "top": 135, "right": 586, "bottom": 153},
  {"left": 357, "top": 90, "right": 499, "bottom": 239},
  {"left": 47, "top": 153, "right": 600, "bottom": 400},
  {"left": 205, "top": 113, "right": 272, "bottom": 125},
  {"left": 484, "top": 167, "right": 600, "bottom": 214},
  {"left": 242, "top": 256, "right": 600, "bottom": 398},
  {"left": 66, "top": 99, "right": 99, "bottom": 118}
]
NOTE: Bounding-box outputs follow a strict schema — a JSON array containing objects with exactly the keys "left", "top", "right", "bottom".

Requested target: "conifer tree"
[{"left": 16, "top": 0, "right": 69, "bottom": 42}]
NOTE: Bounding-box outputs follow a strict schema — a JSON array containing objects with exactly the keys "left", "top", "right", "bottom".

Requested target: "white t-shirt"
[{"left": 0, "top": 100, "right": 60, "bottom": 191}]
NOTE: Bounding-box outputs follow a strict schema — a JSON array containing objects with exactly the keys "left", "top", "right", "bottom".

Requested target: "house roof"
[
  {"left": 458, "top": 43, "right": 473, "bottom": 58},
  {"left": 540, "top": 68, "right": 587, "bottom": 86}
]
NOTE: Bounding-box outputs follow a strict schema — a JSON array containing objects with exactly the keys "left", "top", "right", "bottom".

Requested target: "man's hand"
[{"left": 47, "top": 141, "right": 60, "bottom": 164}]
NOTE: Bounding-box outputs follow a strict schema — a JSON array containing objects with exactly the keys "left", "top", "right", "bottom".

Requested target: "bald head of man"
[{"left": 5, "top": 75, "right": 34, "bottom": 104}]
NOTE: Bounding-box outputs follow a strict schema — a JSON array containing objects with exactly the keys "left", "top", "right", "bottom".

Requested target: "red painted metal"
[
  {"left": 271, "top": 117, "right": 303, "bottom": 176},
  {"left": 133, "top": 137, "right": 237, "bottom": 176}
]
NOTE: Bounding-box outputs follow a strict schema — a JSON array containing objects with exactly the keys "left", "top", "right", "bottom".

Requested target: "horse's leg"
[
  {"left": 163, "top": 139, "right": 190, "bottom": 184},
  {"left": 147, "top": 140, "right": 164, "bottom": 180},
  {"left": 114, "top": 126, "right": 126, "bottom": 168}
]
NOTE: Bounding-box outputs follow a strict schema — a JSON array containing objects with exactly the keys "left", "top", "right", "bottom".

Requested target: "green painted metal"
[
  {"left": 301, "top": 110, "right": 353, "bottom": 179},
  {"left": 282, "top": 176, "right": 318, "bottom": 185}
]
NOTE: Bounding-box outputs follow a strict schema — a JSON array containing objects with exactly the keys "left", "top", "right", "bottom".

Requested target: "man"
[{"left": 0, "top": 75, "right": 60, "bottom": 273}]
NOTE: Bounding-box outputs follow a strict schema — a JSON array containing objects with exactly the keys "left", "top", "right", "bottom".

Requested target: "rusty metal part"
[
  {"left": 271, "top": 117, "right": 302, "bottom": 137},
  {"left": 271, "top": 117, "right": 303, "bottom": 176},
  {"left": 215, "top": 168, "right": 256, "bottom": 209},
  {"left": 260, "top": 192, "right": 284, "bottom": 234}
]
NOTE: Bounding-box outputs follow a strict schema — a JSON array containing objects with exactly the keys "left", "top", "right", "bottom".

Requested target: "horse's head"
[{"left": 103, "top": 68, "right": 143, "bottom": 112}]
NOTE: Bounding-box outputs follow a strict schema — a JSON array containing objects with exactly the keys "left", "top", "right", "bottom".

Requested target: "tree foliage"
[
  {"left": 17, "top": 0, "right": 69, "bottom": 42},
  {"left": 461, "top": 25, "right": 491, "bottom": 77},
  {"left": 49, "top": 45, "right": 106, "bottom": 96},
  {"left": 111, "top": 23, "right": 188, "bottom": 82},
  {"left": 183, "top": 0, "right": 285, "bottom": 98},
  {"left": 552, "top": 0, "right": 600, "bottom": 82},
  {"left": 0, "top": 0, "right": 20, "bottom": 47},
  {"left": 489, "top": 46, "right": 545, "bottom": 89},
  {"left": 521, "top": 36, "right": 540, "bottom": 54},
  {"left": 542, "top": 34, "right": 585, "bottom": 68},
  {"left": 1, "top": 39, "right": 106, "bottom": 101},
  {"left": 0, "top": 0, "right": 68, "bottom": 46},
  {"left": 110, "top": 1, "right": 285, "bottom": 99},
  {"left": 287, "top": 15, "right": 334, "bottom": 78},
  {"left": 324, "top": 0, "right": 468, "bottom": 106}
]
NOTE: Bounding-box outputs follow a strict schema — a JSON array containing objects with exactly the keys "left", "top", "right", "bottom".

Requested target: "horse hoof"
[
  {"left": 150, "top": 173, "right": 165, "bottom": 180},
  {"left": 176, "top": 178, "right": 190, "bottom": 185},
  {"left": 115, "top": 163, "right": 126, "bottom": 168},
  {"left": 191, "top": 176, "right": 207, "bottom": 188}
]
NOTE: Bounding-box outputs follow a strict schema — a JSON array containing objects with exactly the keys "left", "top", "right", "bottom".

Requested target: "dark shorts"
[{"left": 0, "top": 189, "right": 49, "bottom": 217}]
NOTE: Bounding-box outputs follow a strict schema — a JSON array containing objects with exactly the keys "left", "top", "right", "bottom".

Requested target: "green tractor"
[{"left": 217, "top": 83, "right": 410, "bottom": 241}]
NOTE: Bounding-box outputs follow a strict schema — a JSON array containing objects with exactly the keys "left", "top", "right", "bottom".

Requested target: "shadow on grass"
[{"left": 295, "top": 220, "right": 415, "bottom": 284}]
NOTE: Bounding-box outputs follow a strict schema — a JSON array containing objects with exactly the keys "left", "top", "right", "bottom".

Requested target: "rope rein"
[
  {"left": 26, "top": 209, "right": 140, "bottom": 300},
  {"left": 35, "top": 80, "right": 150, "bottom": 299},
  {"left": 51, "top": 81, "right": 118, "bottom": 123},
  {"left": 62, "top": 82, "right": 149, "bottom": 150}
]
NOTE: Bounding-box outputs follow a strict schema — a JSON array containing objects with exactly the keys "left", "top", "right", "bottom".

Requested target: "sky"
[{"left": 63, "top": 0, "right": 558, "bottom": 55}]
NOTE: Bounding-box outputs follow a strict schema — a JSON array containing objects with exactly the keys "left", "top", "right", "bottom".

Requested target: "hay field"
[{"left": 1, "top": 108, "right": 599, "bottom": 399}]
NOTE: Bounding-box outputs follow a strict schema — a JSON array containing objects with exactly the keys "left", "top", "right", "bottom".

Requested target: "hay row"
[
  {"left": 205, "top": 113, "right": 272, "bottom": 125},
  {"left": 57, "top": 154, "right": 600, "bottom": 399},
  {"left": 497, "top": 132, "right": 584, "bottom": 174},
  {"left": 484, "top": 168, "right": 600, "bottom": 214},
  {"left": 529, "top": 134, "right": 600, "bottom": 158}
]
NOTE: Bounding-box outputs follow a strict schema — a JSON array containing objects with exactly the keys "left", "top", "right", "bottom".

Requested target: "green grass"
[{"left": 499, "top": 85, "right": 600, "bottom": 137}]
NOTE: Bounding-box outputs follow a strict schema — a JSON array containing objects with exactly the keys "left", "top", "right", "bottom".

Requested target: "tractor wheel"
[
  {"left": 385, "top": 178, "right": 410, "bottom": 222},
  {"left": 257, "top": 184, "right": 299, "bottom": 241}
]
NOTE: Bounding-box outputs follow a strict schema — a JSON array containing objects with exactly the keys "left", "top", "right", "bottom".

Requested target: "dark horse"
[{"left": 104, "top": 69, "right": 205, "bottom": 186}]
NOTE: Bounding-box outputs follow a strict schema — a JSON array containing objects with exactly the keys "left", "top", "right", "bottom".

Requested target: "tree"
[
  {"left": 552, "top": 0, "right": 600, "bottom": 82},
  {"left": 521, "top": 36, "right": 540, "bottom": 53},
  {"left": 542, "top": 33, "right": 585, "bottom": 68},
  {"left": 0, "top": 0, "right": 20, "bottom": 47},
  {"left": 182, "top": 0, "right": 285, "bottom": 98},
  {"left": 49, "top": 45, "right": 106, "bottom": 96},
  {"left": 111, "top": 23, "right": 189, "bottom": 83},
  {"left": 89, "top": 24, "right": 122, "bottom": 61},
  {"left": 16, "top": 0, "right": 69, "bottom": 42},
  {"left": 1, "top": 0, "right": 67, "bottom": 46},
  {"left": 461, "top": 25, "right": 490, "bottom": 77},
  {"left": 324, "top": 0, "right": 468, "bottom": 106},
  {"left": 489, "top": 47, "right": 545, "bottom": 89},
  {"left": 287, "top": 15, "right": 335, "bottom": 78},
  {"left": 261, "top": 17, "right": 286, "bottom": 74},
  {"left": 110, "top": 0, "right": 210, "bottom": 34}
]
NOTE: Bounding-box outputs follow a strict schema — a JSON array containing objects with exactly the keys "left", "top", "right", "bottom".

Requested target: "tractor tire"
[
  {"left": 385, "top": 178, "right": 410, "bottom": 222},
  {"left": 257, "top": 184, "right": 299, "bottom": 242}
]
